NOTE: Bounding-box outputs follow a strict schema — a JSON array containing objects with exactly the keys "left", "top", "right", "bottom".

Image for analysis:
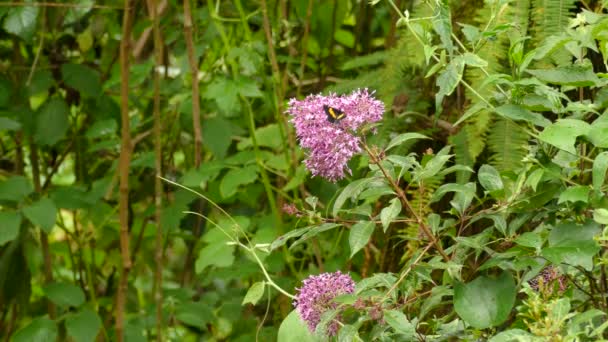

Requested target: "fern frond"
[
  {"left": 531, "top": 0, "right": 576, "bottom": 66},
  {"left": 487, "top": 117, "right": 529, "bottom": 171}
]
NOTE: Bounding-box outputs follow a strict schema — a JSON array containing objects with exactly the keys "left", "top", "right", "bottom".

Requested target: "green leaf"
[
  {"left": 528, "top": 63, "right": 601, "bottom": 86},
  {"left": 203, "top": 77, "right": 239, "bottom": 114},
  {"left": 175, "top": 302, "right": 214, "bottom": 329},
  {"left": 43, "top": 282, "right": 86, "bottom": 307},
  {"left": 0, "top": 211, "right": 21, "bottom": 246},
  {"left": 61, "top": 64, "right": 102, "bottom": 98},
  {"left": 494, "top": 104, "right": 551, "bottom": 127},
  {"left": 385, "top": 133, "right": 429, "bottom": 152},
  {"left": 462, "top": 52, "right": 488, "bottom": 67},
  {"left": 202, "top": 117, "right": 234, "bottom": 159},
  {"left": 65, "top": 308, "right": 102, "bottom": 342},
  {"left": 332, "top": 178, "right": 375, "bottom": 217},
  {"left": 290, "top": 223, "right": 341, "bottom": 249},
  {"left": 349, "top": 221, "right": 375, "bottom": 257},
  {"left": 380, "top": 198, "right": 401, "bottom": 232},
  {"left": 514, "top": 232, "right": 543, "bottom": 249},
  {"left": 558, "top": 185, "right": 590, "bottom": 204},
  {"left": 436, "top": 57, "right": 464, "bottom": 113},
  {"left": 22, "top": 198, "right": 57, "bottom": 233},
  {"left": 383, "top": 310, "right": 416, "bottom": 336},
  {"left": 219, "top": 165, "right": 258, "bottom": 198},
  {"left": 3, "top": 6, "right": 38, "bottom": 42},
  {"left": 242, "top": 282, "right": 265, "bottom": 305},
  {"left": 539, "top": 119, "right": 591, "bottom": 154},
  {"left": 454, "top": 272, "right": 516, "bottom": 329},
  {"left": 587, "top": 123, "right": 608, "bottom": 148},
  {"left": 235, "top": 76, "right": 263, "bottom": 98},
  {"left": 431, "top": 1, "right": 453, "bottom": 55},
  {"left": 237, "top": 124, "right": 283, "bottom": 150},
  {"left": 593, "top": 208, "right": 608, "bottom": 225},
  {"left": 12, "top": 317, "right": 57, "bottom": 342},
  {"left": 489, "top": 329, "right": 538, "bottom": 342},
  {"left": 0, "top": 175, "right": 33, "bottom": 202},
  {"left": 278, "top": 310, "right": 316, "bottom": 342},
  {"left": 195, "top": 242, "right": 235, "bottom": 273},
  {"left": 412, "top": 147, "right": 452, "bottom": 182},
  {"left": 543, "top": 221, "right": 601, "bottom": 270},
  {"left": 478, "top": 164, "right": 503, "bottom": 192},
  {"left": 35, "top": 98, "right": 69, "bottom": 146},
  {"left": 0, "top": 117, "right": 21, "bottom": 131}
]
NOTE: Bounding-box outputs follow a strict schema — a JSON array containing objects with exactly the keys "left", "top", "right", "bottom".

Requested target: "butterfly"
[{"left": 323, "top": 105, "right": 346, "bottom": 123}]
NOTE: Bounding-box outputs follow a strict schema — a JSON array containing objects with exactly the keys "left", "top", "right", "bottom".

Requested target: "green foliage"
[{"left": 3, "top": 0, "right": 608, "bottom": 341}]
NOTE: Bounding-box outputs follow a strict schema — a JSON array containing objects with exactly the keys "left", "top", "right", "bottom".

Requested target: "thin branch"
[
  {"left": 362, "top": 143, "right": 450, "bottom": 262},
  {"left": 150, "top": 0, "right": 164, "bottom": 339},
  {"left": 180, "top": 0, "right": 204, "bottom": 287},
  {"left": 115, "top": 0, "right": 134, "bottom": 340},
  {"left": 0, "top": 2, "right": 125, "bottom": 9}
]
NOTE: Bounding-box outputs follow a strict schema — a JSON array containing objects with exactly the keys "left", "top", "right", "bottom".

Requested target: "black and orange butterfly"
[{"left": 323, "top": 105, "right": 346, "bottom": 123}]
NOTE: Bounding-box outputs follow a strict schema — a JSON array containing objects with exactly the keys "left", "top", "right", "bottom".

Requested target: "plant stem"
[
  {"left": 151, "top": 0, "right": 164, "bottom": 339},
  {"left": 116, "top": 1, "right": 134, "bottom": 340},
  {"left": 362, "top": 143, "right": 450, "bottom": 262}
]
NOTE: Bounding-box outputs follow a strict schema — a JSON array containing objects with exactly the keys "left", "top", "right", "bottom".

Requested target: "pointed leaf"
[
  {"left": 22, "top": 198, "right": 57, "bottom": 233},
  {"left": 349, "top": 221, "right": 375, "bottom": 257}
]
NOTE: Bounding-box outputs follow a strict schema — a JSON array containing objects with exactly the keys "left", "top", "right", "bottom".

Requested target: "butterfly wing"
[{"left": 323, "top": 105, "right": 346, "bottom": 123}]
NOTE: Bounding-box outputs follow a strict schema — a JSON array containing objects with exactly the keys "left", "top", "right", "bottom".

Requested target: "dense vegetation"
[{"left": 2, "top": 0, "right": 608, "bottom": 340}]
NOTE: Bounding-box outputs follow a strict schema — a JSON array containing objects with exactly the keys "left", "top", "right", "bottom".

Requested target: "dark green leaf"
[
  {"left": 528, "top": 63, "right": 600, "bottom": 86},
  {"left": 61, "top": 63, "right": 102, "bottom": 98},
  {"left": 454, "top": 272, "right": 516, "bottom": 329},
  {"left": 349, "top": 221, "right": 375, "bottom": 257},
  {"left": 35, "top": 98, "right": 69, "bottom": 146},
  {"left": 385, "top": 133, "right": 429, "bottom": 152},
  {"left": 380, "top": 198, "right": 401, "bottom": 232},
  {"left": 494, "top": 104, "right": 551, "bottom": 127},
  {"left": 195, "top": 242, "right": 235, "bottom": 273},
  {"left": 0, "top": 117, "right": 21, "bottom": 131},
  {"left": 22, "top": 198, "right": 57, "bottom": 233},
  {"left": 43, "top": 282, "right": 86, "bottom": 307},
  {"left": 219, "top": 165, "right": 258, "bottom": 198},
  {"left": 175, "top": 302, "right": 214, "bottom": 329},
  {"left": 202, "top": 117, "right": 234, "bottom": 159},
  {"left": 12, "top": 317, "right": 57, "bottom": 342},
  {"left": 0, "top": 176, "right": 32, "bottom": 202},
  {"left": 66, "top": 308, "right": 102, "bottom": 342},
  {"left": 0, "top": 211, "right": 21, "bottom": 246},
  {"left": 384, "top": 310, "right": 416, "bottom": 336}
]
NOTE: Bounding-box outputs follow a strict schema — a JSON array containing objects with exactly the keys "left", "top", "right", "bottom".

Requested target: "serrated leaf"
[
  {"left": 219, "top": 165, "right": 258, "bottom": 198},
  {"left": 195, "top": 242, "right": 235, "bottom": 273},
  {"left": 349, "top": 221, "right": 375, "bottom": 257},
  {"left": 242, "top": 282, "right": 265, "bottom": 305},
  {"left": 22, "top": 198, "right": 57, "bottom": 233}
]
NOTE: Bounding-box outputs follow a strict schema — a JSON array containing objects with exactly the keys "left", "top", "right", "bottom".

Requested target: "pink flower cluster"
[
  {"left": 287, "top": 89, "right": 385, "bottom": 182},
  {"left": 293, "top": 271, "right": 355, "bottom": 336}
]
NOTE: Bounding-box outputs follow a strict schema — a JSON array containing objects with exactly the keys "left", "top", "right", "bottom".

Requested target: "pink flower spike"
[
  {"left": 287, "top": 89, "right": 385, "bottom": 182},
  {"left": 293, "top": 271, "right": 356, "bottom": 336}
]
